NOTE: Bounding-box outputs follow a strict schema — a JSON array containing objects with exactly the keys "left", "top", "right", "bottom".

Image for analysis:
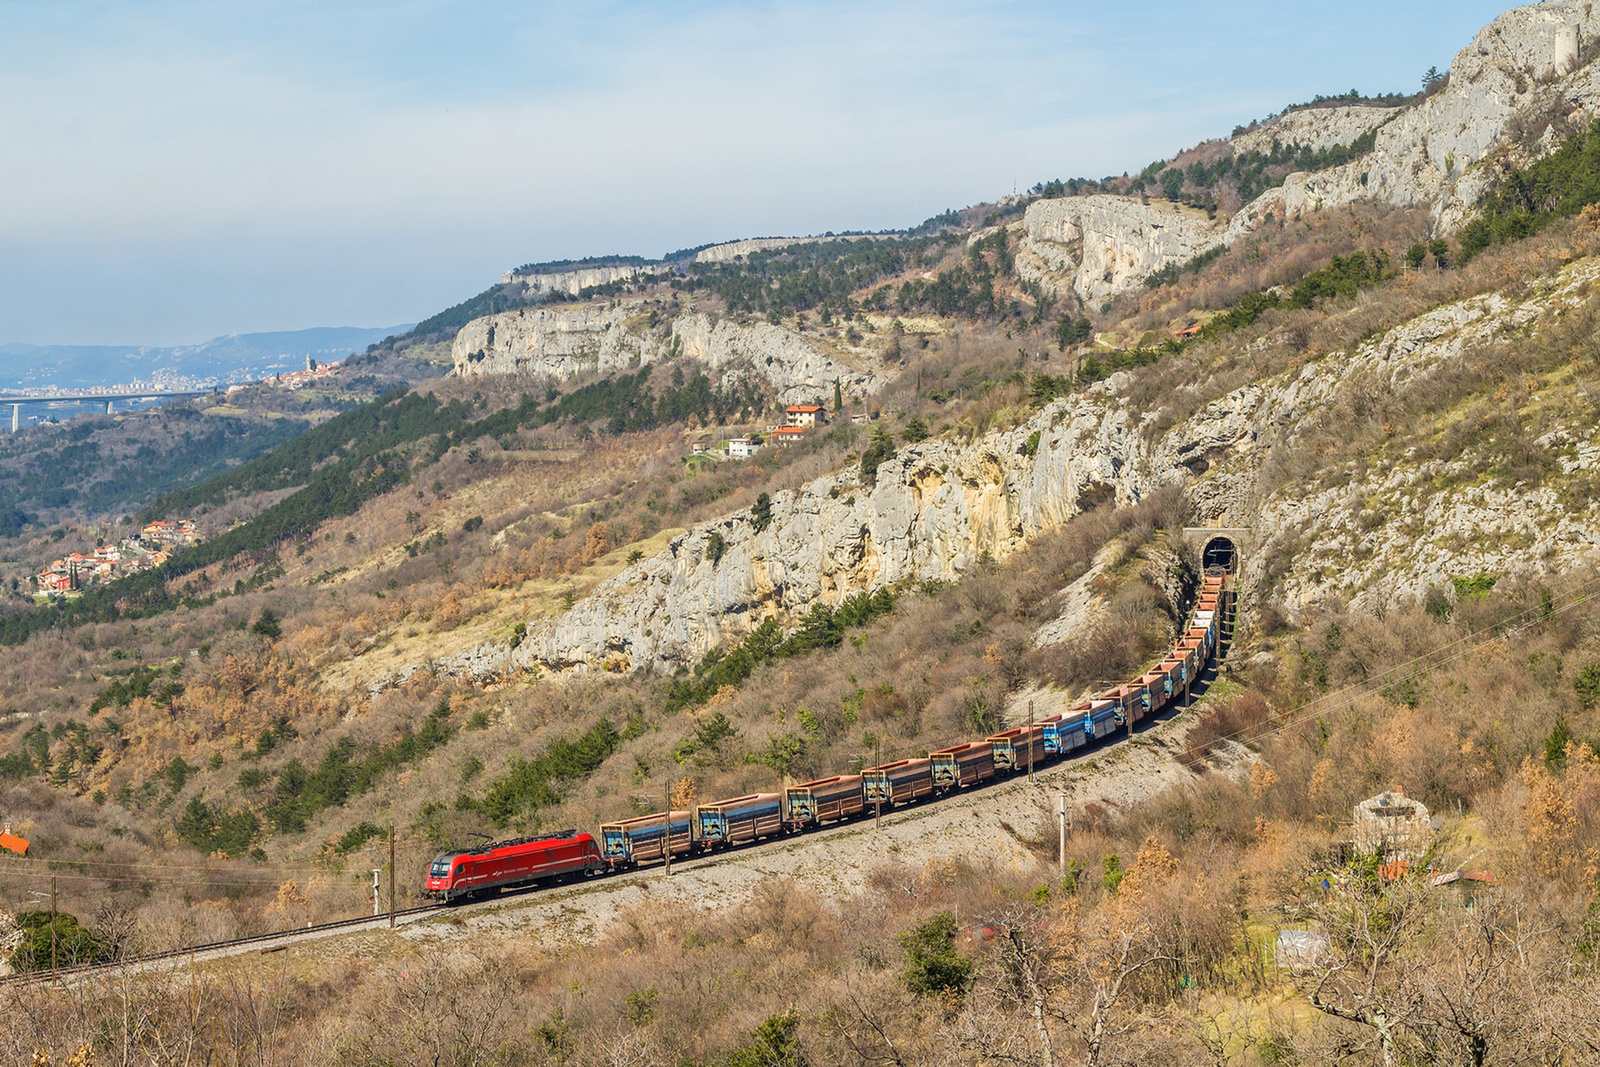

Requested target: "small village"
[
  {"left": 32, "top": 519, "right": 198, "bottom": 596},
  {"left": 692, "top": 401, "right": 852, "bottom": 460}
]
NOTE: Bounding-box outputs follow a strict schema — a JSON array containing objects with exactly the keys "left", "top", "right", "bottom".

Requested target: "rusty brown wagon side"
[
  {"left": 786, "top": 775, "right": 865, "bottom": 828},
  {"left": 863, "top": 758, "right": 934, "bottom": 806},
  {"left": 694, "top": 793, "right": 785, "bottom": 848},
  {"left": 987, "top": 723, "right": 1046, "bottom": 773},
  {"left": 598, "top": 811, "right": 694, "bottom": 868},
  {"left": 930, "top": 741, "right": 995, "bottom": 790}
]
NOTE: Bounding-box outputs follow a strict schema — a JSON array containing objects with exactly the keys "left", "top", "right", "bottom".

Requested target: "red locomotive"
[{"left": 424, "top": 829, "right": 604, "bottom": 903}]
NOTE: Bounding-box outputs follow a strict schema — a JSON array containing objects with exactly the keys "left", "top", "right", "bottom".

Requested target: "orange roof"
[
  {"left": 771, "top": 426, "right": 808, "bottom": 435},
  {"left": 0, "top": 831, "right": 29, "bottom": 856},
  {"left": 785, "top": 404, "right": 824, "bottom": 412}
]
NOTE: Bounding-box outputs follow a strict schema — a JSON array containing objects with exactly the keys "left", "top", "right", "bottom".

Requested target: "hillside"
[{"left": 6, "top": 2, "right": 1600, "bottom": 1063}]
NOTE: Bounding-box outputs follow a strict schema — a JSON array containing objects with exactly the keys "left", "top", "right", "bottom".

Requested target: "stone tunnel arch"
[
  {"left": 1202, "top": 536, "right": 1237, "bottom": 573},
  {"left": 1182, "top": 527, "right": 1251, "bottom": 576}
]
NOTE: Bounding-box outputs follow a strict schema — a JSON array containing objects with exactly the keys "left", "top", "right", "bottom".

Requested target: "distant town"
[
  {"left": 5, "top": 355, "right": 342, "bottom": 402},
  {"left": 34, "top": 519, "right": 198, "bottom": 595}
]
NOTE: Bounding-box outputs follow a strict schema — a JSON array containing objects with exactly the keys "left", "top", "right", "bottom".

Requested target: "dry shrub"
[{"left": 1178, "top": 690, "right": 1275, "bottom": 768}]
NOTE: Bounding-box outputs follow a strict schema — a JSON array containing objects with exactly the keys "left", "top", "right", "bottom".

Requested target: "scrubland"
[{"left": 6, "top": 182, "right": 1600, "bottom": 1063}]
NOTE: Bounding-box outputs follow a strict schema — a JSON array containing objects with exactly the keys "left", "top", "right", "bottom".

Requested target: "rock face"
[
  {"left": 671, "top": 313, "right": 889, "bottom": 404},
  {"left": 501, "top": 265, "right": 662, "bottom": 295},
  {"left": 451, "top": 302, "right": 889, "bottom": 404},
  {"left": 451, "top": 304, "right": 660, "bottom": 379},
  {"left": 1017, "top": 196, "right": 1227, "bottom": 303},
  {"left": 1232, "top": 1, "right": 1600, "bottom": 239},
  {"left": 692, "top": 235, "right": 887, "bottom": 263},
  {"left": 391, "top": 254, "right": 1600, "bottom": 692},
  {"left": 1229, "top": 105, "right": 1401, "bottom": 156}
]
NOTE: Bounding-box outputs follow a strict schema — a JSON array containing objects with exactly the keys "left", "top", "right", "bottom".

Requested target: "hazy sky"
[{"left": 1, "top": 0, "right": 1514, "bottom": 346}]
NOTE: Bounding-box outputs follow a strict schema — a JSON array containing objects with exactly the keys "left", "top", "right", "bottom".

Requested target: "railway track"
[{"left": 2, "top": 588, "right": 1237, "bottom": 989}]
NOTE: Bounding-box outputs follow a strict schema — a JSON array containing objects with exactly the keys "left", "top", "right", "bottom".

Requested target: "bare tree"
[{"left": 1294, "top": 873, "right": 1430, "bottom": 1067}]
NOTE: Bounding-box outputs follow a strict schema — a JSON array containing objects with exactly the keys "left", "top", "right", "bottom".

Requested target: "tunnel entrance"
[{"left": 1202, "top": 537, "right": 1237, "bottom": 573}]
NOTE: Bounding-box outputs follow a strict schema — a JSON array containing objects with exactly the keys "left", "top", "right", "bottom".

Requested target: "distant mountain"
[{"left": 0, "top": 325, "right": 414, "bottom": 391}]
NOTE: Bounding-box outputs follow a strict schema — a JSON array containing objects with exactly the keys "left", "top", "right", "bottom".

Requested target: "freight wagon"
[
  {"left": 988, "top": 723, "right": 1046, "bottom": 773},
  {"left": 425, "top": 830, "right": 604, "bottom": 902},
  {"left": 786, "top": 775, "right": 865, "bottom": 828},
  {"left": 1043, "top": 708, "right": 1089, "bottom": 755},
  {"left": 863, "top": 758, "right": 934, "bottom": 807},
  {"left": 599, "top": 811, "right": 694, "bottom": 868},
  {"left": 1086, "top": 700, "right": 1120, "bottom": 740},
  {"left": 930, "top": 741, "right": 995, "bottom": 789},
  {"left": 694, "top": 793, "right": 785, "bottom": 848}
]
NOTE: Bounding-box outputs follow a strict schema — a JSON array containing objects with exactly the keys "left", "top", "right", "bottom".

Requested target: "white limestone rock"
[
  {"left": 670, "top": 313, "right": 890, "bottom": 404},
  {"left": 1229, "top": 106, "right": 1401, "bottom": 156},
  {"left": 1017, "top": 195, "right": 1227, "bottom": 304},
  {"left": 452, "top": 303, "right": 660, "bottom": 379}
]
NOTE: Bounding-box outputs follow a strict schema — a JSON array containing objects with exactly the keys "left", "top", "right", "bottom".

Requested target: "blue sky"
[{"left": 0, "top": 0, "right": 1515, "bottom": 346}]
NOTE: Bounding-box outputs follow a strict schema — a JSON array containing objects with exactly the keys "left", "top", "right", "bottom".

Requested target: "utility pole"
[
  {"left": 663, "top": 772, "right": 672, "bottom": 877},
  {"left": 1028, "top": 701, "right": 1036, "bottom": 783},
  {"left": 1056, "top": 794, "right": 1069, "bottom": 881},
  {"left": 50, "top": 875, "right": 57, "bottom": 975},
  {"left": 388, "top": 824, "right": 396, "bottom": 929},
  {"left": 873, "top": 735, "right": 881, "bottom": 831}
]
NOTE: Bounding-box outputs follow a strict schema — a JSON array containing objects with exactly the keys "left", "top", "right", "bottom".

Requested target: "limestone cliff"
[
  {"left": 1016, "top": 196, "right": 1226, "bottom": 304},
  {"left": 1228, "top": 105, "right": 1400, "bottom": 157},
  {"left": 502, "top": 264, "right": 663, "bottom": 296},
  {"left": 393, "top": 254, "right": 1600, "bottom": 691},
  {"left": 451, "top": 304, "right": 660, "bottom": 379},
  {"left": 452, "top": 302, "right": 889, "bottom": 404},
  {"left": 692, "top": 235, "right": 888, "bottom": 264},
  {"left": 671, "top": 313, "right": 889, "bottom": 403},
  {"left": 1231, "top": 1, "right": 1600, "bottom": 239}
]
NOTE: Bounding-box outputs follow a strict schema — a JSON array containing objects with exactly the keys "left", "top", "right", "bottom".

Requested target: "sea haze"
[{"left": 0, "top": 325, "right": 413, "bottom": 392}]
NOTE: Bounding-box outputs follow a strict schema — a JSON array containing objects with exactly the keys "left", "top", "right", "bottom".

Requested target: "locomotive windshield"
[{"left": 429, "top": 855, "right": 456, "bottom": 877}]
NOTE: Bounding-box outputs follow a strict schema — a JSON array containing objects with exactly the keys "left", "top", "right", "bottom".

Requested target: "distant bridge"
[{"left": 0, "top": 390, "right": 218, "bottom": 431}]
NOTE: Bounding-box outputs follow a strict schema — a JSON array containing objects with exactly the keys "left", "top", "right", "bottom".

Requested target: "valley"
[{"left": 6, "top": 2, "right": 1600, "bottom": 1063}]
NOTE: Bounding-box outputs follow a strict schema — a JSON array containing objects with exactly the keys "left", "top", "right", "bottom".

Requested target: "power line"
[{"left": 1204, "top": 570, "right": 1600, "bottom": 753}]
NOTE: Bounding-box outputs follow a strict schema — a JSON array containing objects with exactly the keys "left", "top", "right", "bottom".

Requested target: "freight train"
[{"left": 424, "top": 572, "right": 1230, "bottom": 901}]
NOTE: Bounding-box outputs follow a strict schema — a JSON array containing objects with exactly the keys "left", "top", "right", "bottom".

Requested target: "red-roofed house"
[
  {"left": 784, "top": 404, "right": 826, "bottom": 429},
  {"left": 0, "top": 826, "right": 28, "bottom": 856},
  {"left": 770, "top": 427, "right": 810, "bottom": 447}
]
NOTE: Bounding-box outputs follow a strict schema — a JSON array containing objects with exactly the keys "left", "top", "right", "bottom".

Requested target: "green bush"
[
  {"left": 473, "top": 719, "right": 620, "bottom": 826},
  {"left": 12, "top": 911, "right": 110, "bottom": 970},
  {"left": 860, "top": 426, "right": 896, "bottom": 487},
  {"left": 899, "top": 911, "right": 973, "bottom": 999},
  {"left": 335, "top": 821, "right": 384, "bottom": 855},
  {"left": 176, "top": 795, "right": 260, "bottom": 856}
]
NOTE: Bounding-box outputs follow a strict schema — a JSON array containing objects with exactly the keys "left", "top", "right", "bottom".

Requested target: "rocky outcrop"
[
  {"left": 451, "top": 304, "right": 660, "bottom": 379},
  {"left": 451, "top": 301, "right": 889, "bottom": 403},
  {"left": 670, "top": 314, "right": 889, "bottom": 404},
  {"left": 1017, "top": 196, "right": 1227, "bottom": 304},
  {"left": 1232, "top": 1, "right": 1600, "bottom": 239},
  {"left": 502, "top": 265, "right": 663, "bottom": 295},
  {"left": 692, "top": 235, "right": 887, "bottom": 264},
  {"left": 1229, "top": 105, "right": 1400, "bottom": 156},
  {"left": 1027, "top": 3, "right": 1600, "bottom": 298}
]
